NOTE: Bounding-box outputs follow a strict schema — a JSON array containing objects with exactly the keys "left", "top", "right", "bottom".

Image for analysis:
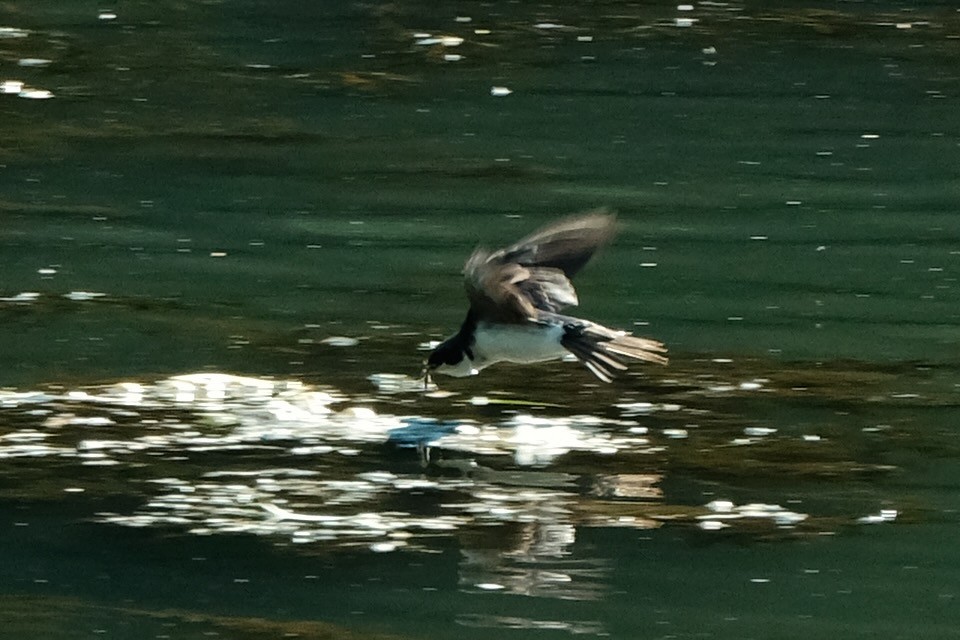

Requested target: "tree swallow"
[{"left": 425, "top": 210, "right": 667, "bottom": 383}]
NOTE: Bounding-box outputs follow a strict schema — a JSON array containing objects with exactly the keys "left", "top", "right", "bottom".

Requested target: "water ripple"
[{"left": 0, "top": 369, "right": 914, "bottom": 564}]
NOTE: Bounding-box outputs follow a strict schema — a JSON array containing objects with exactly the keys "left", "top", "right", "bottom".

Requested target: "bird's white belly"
[{"left": 472, "top": 322, "right": 568, "bottom": 368}]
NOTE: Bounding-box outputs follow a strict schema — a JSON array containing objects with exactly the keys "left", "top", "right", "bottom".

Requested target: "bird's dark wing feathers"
[
  {"left": 464, "top": 210, "right": 616, "bottom": 322},
  {"left": 494, "top": 209, "right": 617, "bottom": 278}
]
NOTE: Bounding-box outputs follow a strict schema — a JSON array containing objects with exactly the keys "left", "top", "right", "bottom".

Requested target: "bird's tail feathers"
[
  {"left": 561, "top": 324, "right": 668, "bottom": 383},
  {"left": 603, "top": 334, "right": 669, "bottom": 365}
]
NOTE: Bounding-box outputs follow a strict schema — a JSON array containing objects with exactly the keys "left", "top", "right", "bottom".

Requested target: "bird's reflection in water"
[
  {"left": 459, "top": 522, "right": 609, "bottom": 601},
  {"left": 0, "top": 365, "right": 908, "bottom": 560}
]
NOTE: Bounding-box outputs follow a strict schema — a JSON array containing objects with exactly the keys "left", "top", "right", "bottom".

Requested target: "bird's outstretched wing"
[{"left": 463, "top": 210, "right": 617, "bottom": 322}]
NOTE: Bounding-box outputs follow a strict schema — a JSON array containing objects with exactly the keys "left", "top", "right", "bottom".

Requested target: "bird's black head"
[
  {"left": 426, "top": 337, "right": 465, "bottom": 370},
  {"left": 423, "top": 313, "right": 477, "bottom": 385},
  {"left": 423, "top": 333, "right": 475, "bottom": 382}
]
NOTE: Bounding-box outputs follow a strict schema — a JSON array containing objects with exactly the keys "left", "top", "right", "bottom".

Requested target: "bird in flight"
[{"left": 424, "top": 210, "right": 667, "bottom": 384}]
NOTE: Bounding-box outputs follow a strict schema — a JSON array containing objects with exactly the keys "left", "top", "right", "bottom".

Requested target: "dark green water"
[{"left": 2, "top": 2, "right": 960, "bottom": 639}]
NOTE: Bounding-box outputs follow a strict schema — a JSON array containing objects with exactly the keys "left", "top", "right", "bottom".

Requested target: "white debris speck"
[
  {"left": 18, "top": 88, "right": 53, "bottom": 100},
  {"left": 18, "top": 58, "right": 52, "bottom": 67},
  {"left": 706, "top": 500, "right": 734, "bottom": 513},
  {"left": 1, "top": 80, "right": 24, "bottom": 94},
  {"left": 320, "top": 336, "right": 359, "bottom": 347},
  {"left": 1, "top": 292, "right": 40, "bottom": 302},
  {"left": 64, "top": 291, "right": 106, "bottom": 301},
  {"left": 490, "top": 86, "right": 512, "bottom": 97},
  {"left": 99, "top": 12, "right": 117, "bottom": 21},
  {"left": 774, "top": 511, "right": 808, "bottom": 526},
  {"left": 617, "top": 401, "right": 655, "bottom": 414},
  {"left": 415, "top": 35, "right": 463, "bottom": 47},
  {"left": 858, "top": 509, "right": 898, "bottom": 524},
  {"left": 0, "top": 27, "right": 28, "bottom": 38}
]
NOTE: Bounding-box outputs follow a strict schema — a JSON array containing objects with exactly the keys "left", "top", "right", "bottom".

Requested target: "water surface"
[{"left": 2, "top": 2, "right": 960, "bottom": 638}]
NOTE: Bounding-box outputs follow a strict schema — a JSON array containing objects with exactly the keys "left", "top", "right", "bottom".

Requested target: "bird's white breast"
[
  {"left": 434, "top": 355, "right": 478, "bottom": 377},
  {"left": 472, "top": 322, "right": 568, "bottom": 368}
]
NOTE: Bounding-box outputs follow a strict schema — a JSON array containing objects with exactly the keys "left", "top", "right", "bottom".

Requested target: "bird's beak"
[{"left": 421, "top": 362, "right": 432, "bottom": 390}]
